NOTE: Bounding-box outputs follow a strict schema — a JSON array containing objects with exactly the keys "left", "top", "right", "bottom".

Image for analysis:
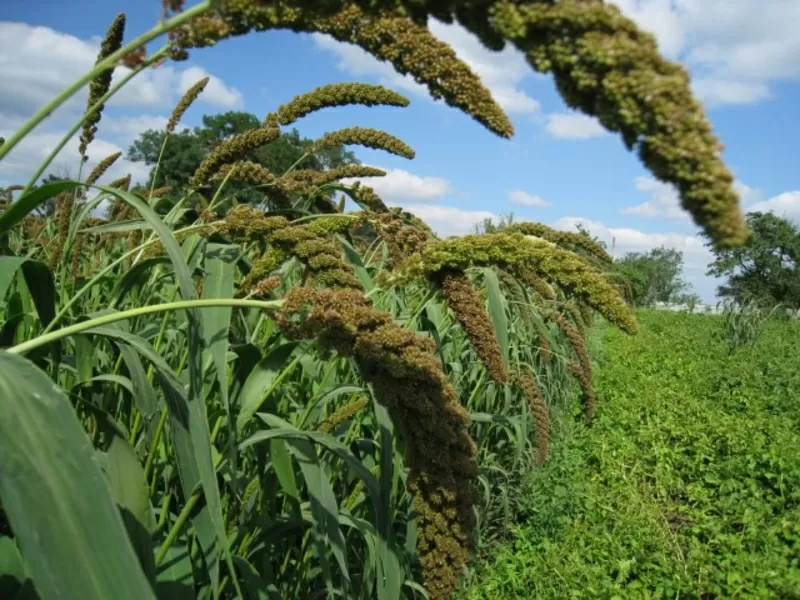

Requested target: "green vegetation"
[
  {"left": 612, "top": 247, "right": 692, "bottom": 307},
  {"left": 463, "top": 310, "right": 800, "bottom": 599},
  {"left": 0, "top": 1, "right": 760, "bottom": 600},
  {"left": 707, "top": 211, "right": 800, "bottom": 311}
]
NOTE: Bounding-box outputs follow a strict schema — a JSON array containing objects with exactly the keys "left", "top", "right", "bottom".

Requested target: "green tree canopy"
[
  {"left": 127, "top": 110, "right": 359, "bottom": 203},
  {"left": 706, "top": 211, "right": 800, "bottom": 310},
  {"left": 613, "top": 247, "right": 690, "bottom": 307}
]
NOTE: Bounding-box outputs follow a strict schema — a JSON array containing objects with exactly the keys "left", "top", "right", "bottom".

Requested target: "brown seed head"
[
  {"left": 312, "top": 126, "right": 415, "bottom": 159},
  {"left": 277, "top": 287, "right": 478, "bottom": 599},
  {"left": 80, "top": 14, "right": 126, "bottom": 159},
  {"left": 431, "top": 269, "right": 508, "bottom": 384},
  {"left": 84, "top": 151, "right": 122, "bottom": 186},
  {"left": 170, "top": 2, "right": 513, "bottom": 139},
  {"left": 168, "top": 76, "right": 209, "bottom": 133},
  {"left": 514, "top": 368, "right": 550, "bottom": 465},
  {"left": 190, "top": 126, "right": 280, "bottom": 188},
  {"left": 267, "top": 82, "right": 409, "bottom": 127}
]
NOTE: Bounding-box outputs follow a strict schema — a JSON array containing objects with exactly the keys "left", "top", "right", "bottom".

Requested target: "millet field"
[{"left": 0, "top": 1, "right": 797, "bottom": 600}]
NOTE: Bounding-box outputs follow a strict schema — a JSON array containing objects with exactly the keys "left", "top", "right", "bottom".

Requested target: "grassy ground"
[{"left": 462, "top": 310, "right": 800, "bottom": 599}]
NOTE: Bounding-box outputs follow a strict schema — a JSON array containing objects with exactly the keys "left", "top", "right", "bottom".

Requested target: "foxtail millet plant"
[
  {"left": 0, "top": 1, "right": 757, "bottom": 598},
  {"left": 84, "top": 151, "right": 122, "bottom": 186},
  {"left": 509, "top": 221, "right": 613, "bottom": 265},
  {"left": 265, "top": 82, "right": 410, "bottom": 127},
  {"left": 550, "top": 310, "right": 595, "bottom": 420},
  {"left": 168, "top": 76, "right": 210, "bottom": 133},
  {"left": 316, "top": 396, "right": 370, "bottom": 434},
  {"left": 312, "top": 127, "right": 415, "bottom": 159},
  {"left": 431, "top": 268, "right": 508, "bottom": 384},
  {"left": 171, "top": 2, "right": 514, "bottom": 138},
  {"left": 276, "top": 287, "right": 479, "bottom": 600},
  {"left": 189, "top": 126, "right": 280, "bottom": 188},
  {"left": 514, "top": 368, "right": 550, "bottom": 466},
  {"left": 392, "top": 232, "right": 638, "bottom": 334},
  {"left": 79, "top": 14, "right": 126, "bottom": 159}
]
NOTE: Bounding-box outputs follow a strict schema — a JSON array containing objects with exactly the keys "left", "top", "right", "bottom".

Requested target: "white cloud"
[
  {"left": 691, "top": 78, "right": 771, "bottom": 106},
  {"left": 401, "top": 204, "right": 496, "bottom": 237},
  {"left": 622, "top": 176, "right": 765, "bottom": 221},
  {"left": 552, "top": 216, "right": 713, "bottom": 270},
  {"left": 545, "top": 113, "right": 607, "bottom": 140},
  {"left": 749, "top": 191, "right": 800, "bottom": 219},
  {"left": 0, "top": 127, "right": 150, "bottom": 187},
  {"left": 0, "top": 21, "right": 243, "bottom": 121},
  {"left": 622, "top": 176, "right": 692, "bottom": 222},
  {"left": 610, "top": 0, "right": 800, "bottom": 106},
  {"left": 312, "top": 17, "right": 540, "bottom": 117},
  {"left": 341, "top": 167, "right": 452, "bottom": 204},
  {"left": 508, "top": 189, "right": 550, "bottom": 208},
  {"left": 337, "top": 163, "right": 487, "bottom": 236},
  {"left": 100, "top": 115, "right": 177, "bottom": 147}
]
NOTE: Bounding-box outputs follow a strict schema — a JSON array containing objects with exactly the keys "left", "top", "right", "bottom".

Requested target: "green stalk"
[
  {"left": 24, "top": 45, "right": 171, "bottom": 192},
  {"left": 147, "top": 130, "right": 172, "bottom": 199},
  {"left": 154, "top": 489, "right": 202, "bottom": 566},
  {"left": 0, "top": 2, "right": 210, "bottom": 162},
  {"left": 10, "top": 298, "right": 283, "bottom": 355},
  {"left": 43, "top": 222, "right": 209, "bottom": 333},
  {"left": 144, "top": 407, "right": 169, "bottom": 485}
]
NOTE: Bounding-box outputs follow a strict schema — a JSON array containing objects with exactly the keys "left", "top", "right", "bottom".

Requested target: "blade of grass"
[{"left": 0, "top": 349, "right": 156, "bottom": 600}]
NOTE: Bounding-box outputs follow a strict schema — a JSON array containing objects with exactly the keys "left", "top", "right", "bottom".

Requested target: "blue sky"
[{"left": 1, "top": 0, "right": 798, "bottom": 302}]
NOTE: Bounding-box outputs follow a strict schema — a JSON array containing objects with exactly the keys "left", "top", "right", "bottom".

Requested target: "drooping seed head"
[
  {"left": 509, "top": 221, "right": 613, "bottom": 264},
  {"left": 190, "top": 126, "right": 280, "bottom": 188},
  {"left": 276, "top": 286, "right": 478, "bottom": 600},
  {"left": 395, "top": 232, "right": 638, "bottom": 334},
  {"left": 432, "top": 268, "right": 508, "bottom": 384},
  {"left": 108, "top": 174, "right": 131, "bottom": 191},
  {"left": 170, "top": 1, "right": 514, "bottom": 139},
  {"left": 266, "top": 82, "right": 409, "bottom": 128},
  {"left": 514, "top": 368, "right": 550, "bottom": 465},
  {"left": 312, "top": 127, "right": 415, "bottom": 159}
]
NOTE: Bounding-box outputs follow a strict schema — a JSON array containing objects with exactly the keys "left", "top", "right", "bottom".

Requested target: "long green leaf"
[
  {"left": 105, "top": 430, "right": 157, "bottom": 584},
  {"left": 201, "top": 243, "right": 237, "bottom": 455},
  {"left": 0, "top": 350, "right": 156, "bottom": 600},
  {"left": 0, "top": 257, "right": 56, "bottom": 329},
  {"left": 0, "top": 181, "right": 78, "bottom": 234},
  {"left": 236, "top": 342, "right": 298, "bottom": 432},
  {"left": 0, "top": 537, "right": 27, "bottom": 598},
  {"left": 482, "top": 267, "right": 509, "bottom": 368},
  {"left": 93, "top": 184, "right": 231, "bottom": 597}
]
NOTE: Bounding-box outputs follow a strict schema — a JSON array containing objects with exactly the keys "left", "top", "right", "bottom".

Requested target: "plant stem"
[
  {"left": 155, "top": 489, "right": 202, "bottom": 566},
  {"left": 0, "top": 2, "right": 210, "bottom": 162},
  {"left": 144, "top": 407, "right": 169, "bottom": 484},
  {"left": 10, "top": 298, "right": 283, "bottom": 356}
]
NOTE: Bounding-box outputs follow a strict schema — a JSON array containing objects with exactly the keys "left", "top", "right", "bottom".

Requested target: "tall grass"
[{"left": 0, "top": 2, "right": 746, "bottom": 599}]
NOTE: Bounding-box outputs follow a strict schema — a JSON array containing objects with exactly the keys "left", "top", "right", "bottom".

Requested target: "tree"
[
  {"left": 127, "top": 110, "right": 359, "bottom": 201},
  {"left": 706, "top": 211, "right": 800, "bottom": 310},
  {"left": 613, "top": 247, "right": 689, "bottom": 306}
]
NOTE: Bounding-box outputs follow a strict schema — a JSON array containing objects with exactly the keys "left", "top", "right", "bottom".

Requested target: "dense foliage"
[
  {"left": 613, "top": 247, "right": 691, "bottom": 307},
  {"left": 0, "top": 1, "right": 752, "bottom": 599},
  {"left": 707, "top": 211, "right": 800, "bottom": 310},
  {"left": 465, "top": 310, "right": 800, "bottom": 598}
]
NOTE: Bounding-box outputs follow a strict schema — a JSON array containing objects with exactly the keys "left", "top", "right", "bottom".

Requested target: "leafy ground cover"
[{"left": 463, "top": 310, "right": 800, "bottom": 599}]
